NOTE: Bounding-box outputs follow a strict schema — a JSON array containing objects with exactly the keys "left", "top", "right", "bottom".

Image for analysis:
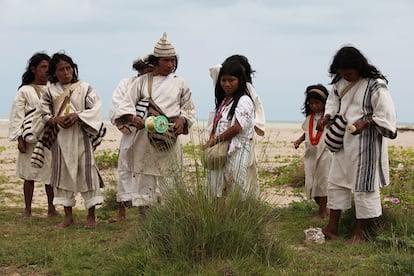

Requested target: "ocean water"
[
  {"left": 1, "top": 118, "right": 411, "bottom": 130},
  {"left": 190, "top": 120, "right": 302, "bottom": 130},
  {"left": 0, "top": 118, "right": 300, "bottom": 126}
]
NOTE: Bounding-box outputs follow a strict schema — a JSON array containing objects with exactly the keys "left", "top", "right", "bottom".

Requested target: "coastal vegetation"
[{"left": 0, "top": 142, "right": 413, "bottom": 275}]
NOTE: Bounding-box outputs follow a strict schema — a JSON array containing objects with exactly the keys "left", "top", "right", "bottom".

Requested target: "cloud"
[{"left": 1, "top": 0, "right": 414, "bottom": 123}]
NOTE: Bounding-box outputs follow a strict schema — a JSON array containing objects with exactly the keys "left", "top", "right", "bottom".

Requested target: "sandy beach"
[{"left": 0, "top": 121, "right": 413, "bottom": 214}]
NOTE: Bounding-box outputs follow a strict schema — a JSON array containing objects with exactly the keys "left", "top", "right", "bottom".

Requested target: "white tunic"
[
  {"left": 109, "top": 76, "right": 140, "bottom": 202},
  {"left": 32, "top": 81, "right": 103, "bottom": 193},
  {"left": 324, "top": 78, "right": 397, "bottom": 192},
  {"left": 301, "top": 112, "right": 332, "bottom": 199},
  {"left": 8, "top": 84, "right": 51, "bottom": 183},
  {"left": 208, "top": 95, "right": 255, "bottom": 197},
  {"left": 115, "top": 73, "right": 196, "bottom": 176},
  {"left": 109, "top": 77, "right": 138, "bottom": 125}
]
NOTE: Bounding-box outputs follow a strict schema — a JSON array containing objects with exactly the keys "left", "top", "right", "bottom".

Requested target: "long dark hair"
[
  {"left": 301, "top": 84, "right": 329, "bottom": 116},
  {"left": 215, "top": 61, "right": 249, "bottom": 120},
  {"left": 147, "top": 54, "right": 178, "bottom": 72},
  {"left": 329, "top": 46, "right": 387, "bottom": 84},
  {"left": 223, "top": 54, "right": 255, "bottom": 83},
  {"left": 19, "top": 52, "right": 50, "bottom": 88},
  {"left": 48, "top": 52, "right": 79, "bottom": 84}
]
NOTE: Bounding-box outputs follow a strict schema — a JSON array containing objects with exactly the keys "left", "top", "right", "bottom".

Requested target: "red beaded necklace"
[{"left": 309, "top": 112, "right": 323, "bottom": 145}]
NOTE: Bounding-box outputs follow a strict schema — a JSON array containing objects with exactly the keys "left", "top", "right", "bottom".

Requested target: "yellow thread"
[{"left": 65, "top": 104, "right": 70, "bottom": 115}]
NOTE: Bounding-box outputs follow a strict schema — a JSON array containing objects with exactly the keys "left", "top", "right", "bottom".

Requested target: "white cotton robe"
[
  {"left": 9, "top": 84, "right": 51, "bottom": 183},
  {"left": 324, "top": 78, "right": 397, "bottom": 217},
  {"left": 109, "top": 76, "right": 140, "bottom": 202},
  {"left": 208, "top": 95, "right": 255, "bottom": 197},
  {"left": 301, "top": 112, "right": 332, "bottom": 199},
  {"left": 32, "top": 81, "right": 104, "bottom": 208},
  {"left": 114, "top": 73, "right": 196, "bottom": 206}
]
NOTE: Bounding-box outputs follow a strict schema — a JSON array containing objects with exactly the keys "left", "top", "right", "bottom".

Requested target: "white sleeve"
[{"left": 234, "top": 95, "right": 254, "bottom": 130}]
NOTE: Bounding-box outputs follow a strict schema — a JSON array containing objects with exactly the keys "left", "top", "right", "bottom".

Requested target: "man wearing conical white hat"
[{"left": 113, "top": 32, "right": 196, "bottom": 213}]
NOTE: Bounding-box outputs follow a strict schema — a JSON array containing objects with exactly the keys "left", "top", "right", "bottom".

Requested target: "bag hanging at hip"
[
  {"left": 202, "top": 140, "right": 230, "bottom": 170},
  {"left": 146, "top": 98, "right": 177, "bottom": 151},
  {"left": 202, "top": 119, "right": 232, "bottom": 170},
  {"left": 41, "top": 125, "right": 59, "bottom": 150},
  {"left": 324, "top": 80, "right": 362, "bottom": 152},
  {"left": 86, "top": 122, "right": 107, "bottom": 150},
  {"left": 145, "top": 75, "right": 177, "bottom": 151},
  {"left": 21, "top": 108, "right": 37, "bottom": 143},
  {"left": 22, "top": 84, "right": 43, "bottom": 143},
  {"left": 324, "top": 114, "right": 347, "bottom": 152},
  {"left": 31, "top": 140, "right": 45, "bottom": 168}
]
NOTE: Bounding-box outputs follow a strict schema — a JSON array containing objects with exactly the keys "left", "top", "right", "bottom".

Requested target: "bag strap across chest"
[
  {"left": 338, "top": 79, "right": 361, "bottom": 116},
  {"left": 53, "top": 82, "right": 81, "bottom": 116},
  {"left": 29, "top": 84, "right": 43, "bottom": 99}
]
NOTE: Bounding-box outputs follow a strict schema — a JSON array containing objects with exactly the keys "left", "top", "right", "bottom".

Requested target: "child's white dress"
[{"left": 302, "top": 112, "right": 332, "bottom": 199}]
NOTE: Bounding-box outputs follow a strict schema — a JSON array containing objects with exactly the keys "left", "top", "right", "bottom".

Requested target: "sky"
[{"left": 1, "top": 0, "right": 413, "bottom": 124}]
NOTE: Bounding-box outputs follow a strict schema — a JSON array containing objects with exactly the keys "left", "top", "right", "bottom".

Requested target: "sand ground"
[{"left": 0, "top": 121, "right": 412, "bottom": 216}]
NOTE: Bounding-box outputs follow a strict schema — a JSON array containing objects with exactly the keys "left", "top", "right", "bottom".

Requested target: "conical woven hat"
[{"left": 153, "top": 32, "right": 176, "bottom": 57}]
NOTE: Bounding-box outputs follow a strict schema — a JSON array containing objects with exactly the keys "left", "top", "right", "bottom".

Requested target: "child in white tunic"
[
  {"left": 207, "top": 61, "right": 255, "bottom": 198},
  {"left": 294, "top": 84, "right": 332, "bottom": 220},
  {"left": 209, "top": 55, "right": 265, "bottom": 197}
]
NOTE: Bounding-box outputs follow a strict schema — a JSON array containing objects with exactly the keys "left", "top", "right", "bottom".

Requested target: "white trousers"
[
  {"left": 327, "top": 181, "right": 382, "bottom": 219},
  {"left": 54, "top": 188, "right": 103, "bottom": 209}
]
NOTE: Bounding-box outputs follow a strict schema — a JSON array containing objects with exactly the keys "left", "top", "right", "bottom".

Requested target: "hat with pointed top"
[{"left": 153, "top": 32, "right": 176, "bottom": 57}]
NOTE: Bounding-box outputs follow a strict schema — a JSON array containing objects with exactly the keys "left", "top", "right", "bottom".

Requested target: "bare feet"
[
  {"left": 311, "top": 214, "right": 326, "bottom": 222},
  {"left": 321, "top": 227, "right": 337, "bottom": 239},
  {"left": 56, "top": 218, "right": 74, "bottom": 229},
  {"left": 347, "top": 234, "right": 365, "bottom": 244},
  {"left": 84, "top": 221, "right": 98, "bottom": 228},
  {"left": 85, "top": 220, "right": 98, "bottom": 229},
  {"left": 85, "top": 213, "right": 97, "bottom": 228},
  {"left": 109, "top": 203, "right": 126, "bottom": 223},
  {"left": 108, "top": 215, "right": 125, "bottom": 223},
  {"left": 21, "top": 209, "right": 32, "bottom": 218},
  {"left": 139, "top": 206, "right": 150, "bottom": 217},
  {"left": 48, "top": 209, "right": 60, "bottom": 217}
]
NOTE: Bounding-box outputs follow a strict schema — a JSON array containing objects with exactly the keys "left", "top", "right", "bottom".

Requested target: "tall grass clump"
[
  {"left": 385, "top": 145, "right": 414, "bottom": 203},
  {"left": 110, "top": 177, "right": 289, "bottom": 274},
  {"left": 373, "top": 201, "right": 414, "bottom": 274},
  {"left": 373, "top": 146, "right": 414, "bottom": 249}
]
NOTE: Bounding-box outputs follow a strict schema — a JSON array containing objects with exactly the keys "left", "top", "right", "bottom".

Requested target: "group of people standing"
[
  {"left": 10, "top": 52, "right": 106, "bottom": 228},
  {"left": 294, "top": 46, "right": 397, "bottom": 243},
  {"left": 9, "top": 32, "right": 397, "bottom": 245}
]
